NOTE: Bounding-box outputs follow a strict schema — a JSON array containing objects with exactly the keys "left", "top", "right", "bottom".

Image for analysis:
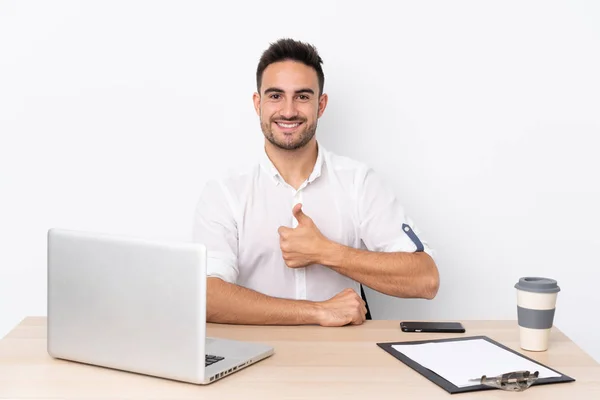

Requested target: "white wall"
[{"left": 2, "top": 0, "right": 599, "bottom": 362}]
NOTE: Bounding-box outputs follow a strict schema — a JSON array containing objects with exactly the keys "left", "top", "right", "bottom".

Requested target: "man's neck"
[{"left": 265, "top": 139, "right": 318, "bottom": 190}]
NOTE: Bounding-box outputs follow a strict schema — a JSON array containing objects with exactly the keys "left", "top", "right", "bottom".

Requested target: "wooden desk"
[{"left": 1, "top": 317, "right": 599, "bottom": 399}]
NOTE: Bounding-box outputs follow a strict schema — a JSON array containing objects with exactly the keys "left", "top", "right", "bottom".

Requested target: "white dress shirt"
[{"left": 192, "top": 143, "right": 433, "bottom": 302}]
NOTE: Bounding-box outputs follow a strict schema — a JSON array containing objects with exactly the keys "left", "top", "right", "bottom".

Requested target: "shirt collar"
[
  {"left": 260, "top": 148, "right": 280, "bottom": 179},
  {"left": 307, "top": 142, "right": 324, "bottom": 183},
  {"left": 260, "top": 142, "right": 325, "bottom": 185}
]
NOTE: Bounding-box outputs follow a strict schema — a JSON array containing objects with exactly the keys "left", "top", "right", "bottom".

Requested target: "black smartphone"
[{"left": 400, "top": 321, "right": 465, "bottom": 333}]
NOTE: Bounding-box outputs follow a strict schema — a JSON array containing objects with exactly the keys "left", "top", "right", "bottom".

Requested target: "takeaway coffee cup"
[{"left": 515, "top": 277, "right": 560, "bottom": 351}]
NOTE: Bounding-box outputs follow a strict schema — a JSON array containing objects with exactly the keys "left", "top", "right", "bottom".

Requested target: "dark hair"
[{"left": 256, "top": 38, "right": 325, "bottom": 96}]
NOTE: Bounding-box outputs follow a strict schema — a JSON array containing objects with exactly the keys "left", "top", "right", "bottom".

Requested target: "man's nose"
[{"left": 279, "top": 98, "right": 298, "bottom": 119}]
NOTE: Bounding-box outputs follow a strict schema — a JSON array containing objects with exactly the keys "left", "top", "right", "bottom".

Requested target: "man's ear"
[
  {"left": 253, "top": 92, "right": 261, "bottom": 116},
  {"left": 317, "top": 93, "right": 328, "bottom": 118}
]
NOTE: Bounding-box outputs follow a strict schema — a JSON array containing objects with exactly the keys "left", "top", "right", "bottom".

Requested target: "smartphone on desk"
[{"left": 400, "top": 321, "right": 465, "bottom": 333}]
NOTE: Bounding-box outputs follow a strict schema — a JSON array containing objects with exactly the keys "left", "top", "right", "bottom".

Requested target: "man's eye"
[
  {"left": 269, "top": 94, "right": 281, "bottom": 99},
  {"left": 297, "top": 95, "right": 309, "bottom": 100}
]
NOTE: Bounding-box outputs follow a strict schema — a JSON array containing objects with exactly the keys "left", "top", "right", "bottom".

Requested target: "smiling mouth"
[{"left": 274, "top": 121, "right": 303, "bottom": 129}]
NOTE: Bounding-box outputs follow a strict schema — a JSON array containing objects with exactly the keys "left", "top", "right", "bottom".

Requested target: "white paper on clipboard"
[{"left": 392, "top": 338, "right": 560, "bottom": 388}]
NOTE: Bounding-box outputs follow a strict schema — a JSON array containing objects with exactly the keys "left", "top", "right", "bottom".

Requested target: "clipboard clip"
[{"left": 469, "top": 370, "right": 540, "bottom": 391}]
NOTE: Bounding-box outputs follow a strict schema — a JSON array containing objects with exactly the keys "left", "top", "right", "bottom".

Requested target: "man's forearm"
[
  {"left": 207, "top": 277, "right": 321, "bottom": 325},
  {"left": 320, "top": 243, "right": 439, "bottom": 299}
]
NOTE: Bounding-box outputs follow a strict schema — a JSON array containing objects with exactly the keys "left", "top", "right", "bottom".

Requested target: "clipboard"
[{"left": 377, "top": 335, "right": 575, "bottom": 394}]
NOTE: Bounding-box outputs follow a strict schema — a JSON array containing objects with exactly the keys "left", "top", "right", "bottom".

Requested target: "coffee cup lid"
[{"left": 515, "top": 277, "right": 560, "bottom": 293}]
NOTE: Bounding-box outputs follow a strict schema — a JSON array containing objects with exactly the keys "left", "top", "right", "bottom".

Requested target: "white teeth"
[{"left": 277, "top": 122, "right": 300, "bottom": 128}]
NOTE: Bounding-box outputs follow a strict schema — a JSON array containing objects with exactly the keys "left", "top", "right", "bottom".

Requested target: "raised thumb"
[{"left": 293, "top": 203, "right": 309, "bottom": 224}]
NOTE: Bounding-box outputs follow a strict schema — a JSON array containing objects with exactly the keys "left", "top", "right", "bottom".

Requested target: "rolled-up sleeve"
[
  {"left": 192, "top": 180, "right": 239, "bottom": 283},
  {"left": 357, "top": 168, "right": 434, "bottom": 258}
]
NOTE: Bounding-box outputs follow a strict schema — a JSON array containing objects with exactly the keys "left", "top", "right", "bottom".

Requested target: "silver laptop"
[{"left": 47, "top": 228, "right": 274, "bottom": 384}]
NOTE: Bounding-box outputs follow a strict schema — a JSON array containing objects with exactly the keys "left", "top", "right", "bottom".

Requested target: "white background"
[{"left": 1, "top": 1, "right": 599, "bottom": 362}]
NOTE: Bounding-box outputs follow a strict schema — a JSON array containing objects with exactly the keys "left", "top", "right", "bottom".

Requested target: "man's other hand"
[{"left": 314, "top": 288, "right": 367, "bottom": 326}]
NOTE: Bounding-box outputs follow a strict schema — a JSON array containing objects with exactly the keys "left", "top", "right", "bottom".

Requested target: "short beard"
[{"left": 261, "top": 117, "right": 317, "bottom": 151}]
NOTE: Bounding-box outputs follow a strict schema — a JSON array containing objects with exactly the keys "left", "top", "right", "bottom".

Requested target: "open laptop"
[{"left": 47, "top": 228, "right": 274, "bottom": 384}]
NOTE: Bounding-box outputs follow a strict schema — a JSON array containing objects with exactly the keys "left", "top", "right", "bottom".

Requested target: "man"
[{"left": 193, "top": 38, "right": 439, "bottom": 327}]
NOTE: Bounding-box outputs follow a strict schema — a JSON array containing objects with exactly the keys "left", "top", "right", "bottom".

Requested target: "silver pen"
[{"left": 469, "top": 370, "right": 540, "bottom": 391}]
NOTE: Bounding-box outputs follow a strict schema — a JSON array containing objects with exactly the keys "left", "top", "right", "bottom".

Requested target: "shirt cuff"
[
  {"left": 206, "top": 251, "right": 239, "bottom": 284},
  {"left": 384, "top": 239, "right": 435, "bottom": 259}
]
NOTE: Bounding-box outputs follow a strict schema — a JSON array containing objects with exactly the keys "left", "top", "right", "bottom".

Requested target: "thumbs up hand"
[{"left": 278, "top": 203, "right": 330, "bottom": 268}]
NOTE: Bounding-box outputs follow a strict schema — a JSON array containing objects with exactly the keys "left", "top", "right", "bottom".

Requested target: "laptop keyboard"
[{"left": 205, "top": 354, "right": 225, "bottom": 367}]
